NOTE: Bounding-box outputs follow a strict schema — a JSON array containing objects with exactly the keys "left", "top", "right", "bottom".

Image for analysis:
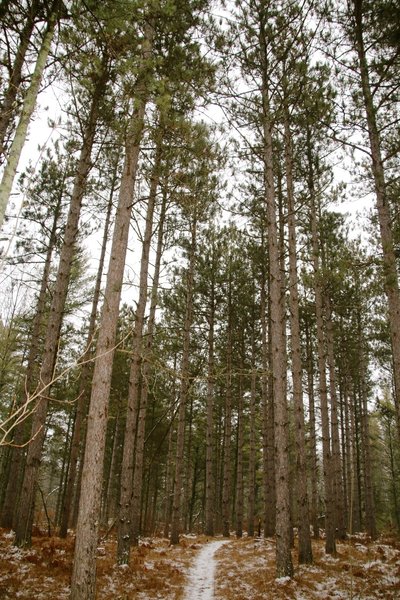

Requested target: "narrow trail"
[{"left": 183, "top": 539, "right": 229, "bottom": 600}]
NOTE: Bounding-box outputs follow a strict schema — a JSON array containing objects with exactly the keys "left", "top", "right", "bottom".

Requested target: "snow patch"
[{"left": 183, "top": 540, "right": 229, "bottom": 600}]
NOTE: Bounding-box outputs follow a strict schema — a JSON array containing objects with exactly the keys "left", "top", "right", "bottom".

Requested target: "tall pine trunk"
[
  {"left": 0, "top": 187, "right": 63, "bottom": 529},
  {"left": 304, "top": 310, "right": 320, "bottom": 539},
  {"left": 14, "top": 59, "right": 109, "bottom": 547},
  {"left": 284, "top": 115, "right": 312, "bottom": 564},
  {"left": 70, "top": 26, "right": 153, "bottom": 599},
  {"left": 307, "top": 136, "right": 336, "bottom": 554},
  {"left": 261, "top": 249, "right": 275, "bottom": 537},
  {"left": 130, "top": 186, "right": 167, "bottom": 543},
  {"left": 170, "top": 216, "right": 196, "bottom": 545},
  {"left": 59, "top": 167, "right": 116, "bottom": 538},
  {"left": 205, "top": 266, "right": 215, "bottom": 536},
  {"left": 0, "top": 0, "right": 62, "bottom": 228},
  {"left": 0, "top": 0, "right": 42, "bottom": 160},
  {"left": 260, "top": 49, "right": 293, "bottom": 573},
  {"left": 222, "top": 270, "right": 233, "bottom": 538},
  {"left": 117, "top": 137, "right": 162, "bottom": 562},
  {"left": 325, "top": 298, "right": 346, "bottom": 540},
  {"left": 235, "top": 354, "right": 244, "bottom": 539},
  {"left": 247, "top": 324, "right": 257, "bottom": 537},
  {"left": 352, "top": 0, "right": 400, "bottom": 440}
]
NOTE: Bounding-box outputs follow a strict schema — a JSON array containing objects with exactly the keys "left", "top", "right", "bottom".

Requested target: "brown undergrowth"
[
  {"left": 0, "top": 528, "right": 399, "bottom": 599},
  {"left": 0, "top": 528, "right": 205, "bottom": 599},
  {"left": 214, "top": 533, "right": 400, "bottom": 599}
]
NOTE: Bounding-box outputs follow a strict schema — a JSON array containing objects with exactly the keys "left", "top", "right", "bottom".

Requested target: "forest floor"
[{"left": 0, "top": 527, "right": 399, "bottom": 599}]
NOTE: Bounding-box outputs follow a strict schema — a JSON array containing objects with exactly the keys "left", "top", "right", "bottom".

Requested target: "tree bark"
[
  {"left": 0, "top": 186, "right": 63, "bottom": 529},
  {"left": 0, "top": 0, "right": 61, "bottom": 229},
  {"left": 222, "top": 269, "right": 233, "bottom": 538},
  {"left": 307, "top": 129, "right": 336, "bottom": 555},
  {"left": 169, "top": 215, "right": 196, "bottom": 545},
  {"left": 247, "top": 325, "right": 257, "bottom": 537},
  {"left": 235, "top": 351, "right": 244, "bottom": 539},
  {"left": 304, "top": 308, "right": 320, "bottom": 539},
  {"left": 325, "top": 298, "right": 346, "bottom": 540},
  {"left": 117, "top": 137, "right": 161, "bottom": 562},
  {"left": 284, "top": 115, "right": 313, "bottom": 564},
  {"left": 131, "top": 187, "right": 167, "bottom": 541},
  {"left": 352, "top": 0, "right": 400, "bottom": 440},
  {"left": 14, "top": 56, "right": 110, "bottom": 548},
  {"left": 69, "top": 26, "right": 152, "bottom": 599},
  {"left": 59, "top": 164, "right": 116, "bottom": 538},
  {"left": 259, "top": 69, "right": 293, "bottom": 576},
  {"left": 260, "top": 248, "right": 275, "bottom": 537},
  {"left": 205, "top": 259, "right": 215, "bottom": 536},
  {"left": 357, "top": 310, "right": 377, "bottom": 539},
  {"left": 0, "top": 0, "right": 42, "bottom": 161}
]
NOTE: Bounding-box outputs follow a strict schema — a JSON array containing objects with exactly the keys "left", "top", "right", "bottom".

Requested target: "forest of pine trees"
[{"left": 0, "top": 0, "right": 399, "bottom": 598}]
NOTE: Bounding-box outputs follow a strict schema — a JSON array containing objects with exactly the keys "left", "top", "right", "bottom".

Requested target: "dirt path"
[{"left": 183, "top": 539, "right": 228, "bottom": 600}]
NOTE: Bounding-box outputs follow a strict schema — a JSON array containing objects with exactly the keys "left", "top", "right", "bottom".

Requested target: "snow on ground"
[
  {"left": 183, "top": 539, "right": 229, "bottom": 600},
  {"left": 1, "top": 529, "right": 400, "bottom": 599}
]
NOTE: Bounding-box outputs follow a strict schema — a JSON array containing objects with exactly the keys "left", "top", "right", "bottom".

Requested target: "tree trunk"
[
  {"left": 343, "top": 384, "right": 352, "bottom": 531},
  {"left": 14, "top": 56, "right": 110, "bottom": 548},
  {"left": 170, "top": 216, "right": 196, "bottom": 545},
  {"left": 247, "top": 326, "right": 257, "bottom": 537},
  {"left": 59, "top": 165, "right": 116, "bottom": 538},
  {"left": 0, "top": 0, "right": 42, "bottom": 161},
  {"left": 163, "top": 407, "right": 175, "bottom": 539},
  {"left": 222, "top": 271, "right": 233, "bottom": 538},
  {"left": 325, "top": 298, "right": 346, "bottom": 540},
  {"left": 284, "top": 115, "right": 312, "bottom": 564},
  {"left": 205, "top": 270, "right": 215, "bottom": 536},
  {"left": 259, "top": 23, "right": 293, "bottom": 570},
  {"left": 235, "top": 352, "right": 244, "bottom": 539},
  {"left": 357, "top": 311, "right": 377, "bottom": 539},
  {"left": 131, "top": 183, "right": 167, "bottom": 543},
  {"left": 69, "top": 26, "right": 152, "bottom": 600},
  {"left": 116, "top": 136, "right": 161, "bottom": 562},
  {"left": 0, "top": 0, "right": 61, "bottom": 228},
  {"left": 350, "top": 388, "right": 361, "bottom": 532},
  {"left": 304, "top": 309, "right": 319, "bottom": 539},
  {"left": 0, "top": 187, "right": 63, "bottom": 529},
  {"left": 261, "top": 250, "right": 275, "bottom": 537},
  {"left": 352, "top": 0, "right": 400, "bottom": 440},
  {"left": 307, "top": 129, "right": 336, "bottom": 556},
  {"left": 104, "top": 396, "right": 123, "bottom": 525}
]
